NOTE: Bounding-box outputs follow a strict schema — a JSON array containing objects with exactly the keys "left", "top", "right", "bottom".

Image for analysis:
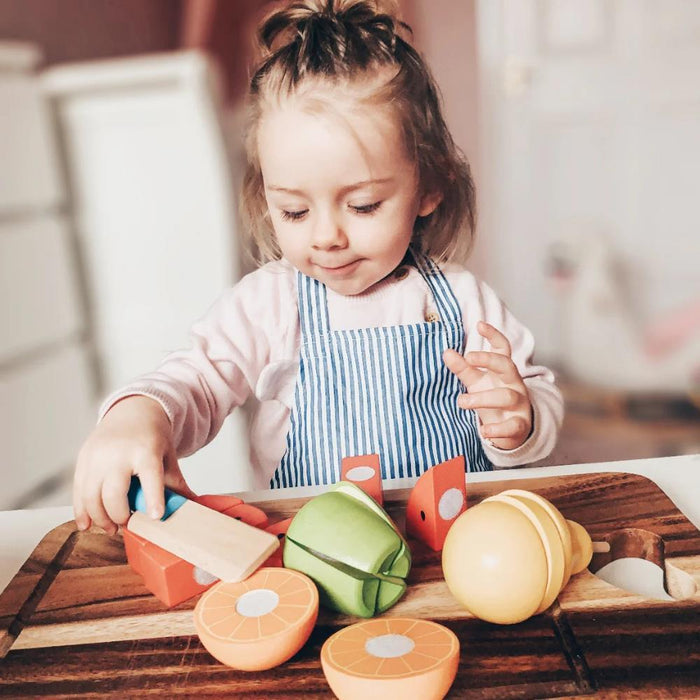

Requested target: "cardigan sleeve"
[{"left": 98, "top": 263, "right": 297, "bottom": 458}]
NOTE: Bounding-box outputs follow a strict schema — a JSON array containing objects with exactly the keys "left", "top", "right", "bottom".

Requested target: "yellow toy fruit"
[
  {"left": 442, "top": 490, "right": 595, "bottom": 625},
  {"left": 442, "top": 500, "right": 548, "bottom": 624},
  {"left": 484, "top": 493, "right": 566, "bottom": 614}
]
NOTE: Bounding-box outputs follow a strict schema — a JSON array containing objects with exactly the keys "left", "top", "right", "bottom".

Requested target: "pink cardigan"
[{"left": 101, "top": 259, "right": 564, "bottom": 486}]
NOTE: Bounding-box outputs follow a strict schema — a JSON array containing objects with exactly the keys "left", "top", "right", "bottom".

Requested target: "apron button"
[
  {"left": 394, "top": 266, "right": 409, "bottom": 280},
  {"left": 425, "top": 311, "right": 441, "bottom": 323}
]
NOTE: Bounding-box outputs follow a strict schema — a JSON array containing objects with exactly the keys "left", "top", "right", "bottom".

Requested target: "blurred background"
[{"left": 0, "top": 0, "right": 698, "bottom": 509}]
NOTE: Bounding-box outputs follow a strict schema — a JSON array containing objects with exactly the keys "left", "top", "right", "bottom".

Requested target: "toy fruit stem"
[{"left": 567, "top": 519, "right": 594, "bottom": 574}]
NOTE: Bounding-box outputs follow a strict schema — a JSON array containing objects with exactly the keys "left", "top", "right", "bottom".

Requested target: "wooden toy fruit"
[
  {"left": 341, "top": 454, "right": 384, "bottom": 505},
  {"left": 405, "top": 456, "right": 466, "bottom": 551},
  {"left": 284, "top": 481, "right": 411, "bottom": 617},
  {"left": 495, "top": 489, "right": 575, "bottom": 586},
  {"left": 442, "top": 500, "right": 549, "bottom": 624},
  {"left": 442, "top": 489, "right": 594, "bottom": 624},
  {"left": 485, "top": 493, "right": 566, "bottom": 614},
  {"left": 123, "top": 493, "right": 256, "bottom": 607},
  {"left": 487, "top": 489, "right": 593, "bottom": 578},
  {"left": 193, "top": 567, "right": 318, "bottom": 670},
  {"left": 320, "top": 617, "right": 459, "bottom": 700},
  {"left": 262, "top": 517, "right": 294, "bottom": 567}
]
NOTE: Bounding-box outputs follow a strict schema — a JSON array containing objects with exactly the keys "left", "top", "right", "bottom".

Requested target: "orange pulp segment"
[
  {"left": 321, "top": 617, "right": 459, "bottom": 700},
  {"left": 194, "top": 567, "right": 318, "bottom": 670}
]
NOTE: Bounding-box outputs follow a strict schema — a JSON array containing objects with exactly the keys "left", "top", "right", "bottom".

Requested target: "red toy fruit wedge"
[
  {"left": 405, "top": 456, "right": 466, "bottom": 551},
  {"left": 341, "top": 454, "right": 384, "bottom": 505}
]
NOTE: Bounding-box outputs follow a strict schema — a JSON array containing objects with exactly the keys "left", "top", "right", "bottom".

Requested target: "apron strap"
[{"left": 408, "top": 248, "right": 463, "bottom": 327}]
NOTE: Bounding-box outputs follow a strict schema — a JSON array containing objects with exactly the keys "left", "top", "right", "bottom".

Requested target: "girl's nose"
[{"left": 311, "top": 211, "right": 347, "bottom": 250}]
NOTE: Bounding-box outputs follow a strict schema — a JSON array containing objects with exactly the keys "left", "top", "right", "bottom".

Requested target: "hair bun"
[{"left": 257, "top": 0, "right": 405, "bottom": 58}]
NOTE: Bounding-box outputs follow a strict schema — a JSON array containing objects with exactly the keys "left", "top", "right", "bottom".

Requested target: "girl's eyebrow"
[{"left": 268, "top": 178, "right": 394, "bottom": 196}]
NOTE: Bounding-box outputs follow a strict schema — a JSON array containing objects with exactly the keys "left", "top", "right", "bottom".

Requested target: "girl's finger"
[
  {"left": 85, "top": 475, "right": 118, "bottom": 535},
  {"left": 458, "top": 387, "right": 525, "bottom": 411},
  {"left": 72, "top": 463, "right": 91, "bottom": 531},
  {"left": 465, "top": 351, "right": 519, "bottom": 381},
  {"left": 102, "top": 470, "right": 133, "bottom": 526},
  {"left": 480, "top": 415, "right": 530, "bottom": 440},
  {"left": 136, "top": 457, "right": 166, "bottom": 520},
  {"left": 477, "top": 321, "right": 512, "bottom": 356},
  {"left": 442, "top": 349, "right": 484, "bottom": 387}
]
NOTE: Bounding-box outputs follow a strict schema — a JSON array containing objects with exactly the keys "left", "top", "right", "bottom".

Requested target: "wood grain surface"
[{"left": 1, "top": 472, "right": 699, "bottom": 698}]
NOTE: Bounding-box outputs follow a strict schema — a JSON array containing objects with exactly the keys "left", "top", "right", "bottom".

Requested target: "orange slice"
[
  {"left": 194, "top": 567, "right": 318, "bottom": 670},
  {"left": 321, "top": 617, "right": 459, "bottom": 700}
]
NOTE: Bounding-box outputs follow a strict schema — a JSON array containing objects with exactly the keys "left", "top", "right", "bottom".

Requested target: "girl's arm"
[
  {"left": 99, "top": 266, "right": 291, "bottom": 457},
  {"left": 75, "top": 264, "right": 295, "bottom": 532}
]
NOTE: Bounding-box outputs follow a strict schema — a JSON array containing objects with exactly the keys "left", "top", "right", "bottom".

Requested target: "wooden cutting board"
[{"left": 1, "top": 472, "right": 699, "bottom": 698}]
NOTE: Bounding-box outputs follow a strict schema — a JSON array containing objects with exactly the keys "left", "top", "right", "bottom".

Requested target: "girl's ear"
[{"left": 418, "top": 190, "right": 443, "bottom": 217}]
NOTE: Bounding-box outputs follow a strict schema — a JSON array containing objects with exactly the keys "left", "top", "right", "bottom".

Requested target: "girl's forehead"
[
  {"left": 262, "top": 65, "right": 398, "bottom": 117},
  {"left": 256, "top": 90, "right": 414, "bottom": 188},
  {"left": 259, "top": 96, "right": 402, "bottom": 164},
  {"left": 259, "top": 75, "right": 401, "bottom": 146}
]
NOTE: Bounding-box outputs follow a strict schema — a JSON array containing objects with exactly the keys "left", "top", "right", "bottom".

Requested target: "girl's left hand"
[{"left": 443, "top": 321, "right": 533, "bottom": 451}]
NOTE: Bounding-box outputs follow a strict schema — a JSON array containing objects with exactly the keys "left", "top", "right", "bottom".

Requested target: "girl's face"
[{"left": 257, "top": 92, "right": 439, "bottom": 295}]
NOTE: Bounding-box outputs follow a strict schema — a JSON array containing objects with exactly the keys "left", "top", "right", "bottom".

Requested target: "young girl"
[{"left": 73, "top": 0, "right": 563, "bottom": 535}]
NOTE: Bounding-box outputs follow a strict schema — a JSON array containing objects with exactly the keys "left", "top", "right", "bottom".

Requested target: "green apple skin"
[
  {"left": 283, "top": 538, "right": 379, "bottom": 617},
  {"left": 287, "top": 491, "right": 400, "bottom": 575},
  {"left": 327, "top": 481, "right": 412, "bottom": 578},
  {"left": 283, "top": 481, "right": 411, "bottom": 617}
]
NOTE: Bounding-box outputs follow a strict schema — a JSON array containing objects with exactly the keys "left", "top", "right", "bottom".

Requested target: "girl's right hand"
[{"left": 72, "top": 395, "right": 194, "bottom": 535}]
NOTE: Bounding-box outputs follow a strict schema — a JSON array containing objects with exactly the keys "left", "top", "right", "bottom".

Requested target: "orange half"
[
  {"left": 321, "top": 617, "right": 459, "bottom": 700},
  {"left": 194, "top": 567, "right": 319, "bottom": 670}
]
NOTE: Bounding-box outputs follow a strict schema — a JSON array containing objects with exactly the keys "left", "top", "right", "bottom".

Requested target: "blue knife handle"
[{"left": 128, "top": 476, "right": 187, "bottom": 520}]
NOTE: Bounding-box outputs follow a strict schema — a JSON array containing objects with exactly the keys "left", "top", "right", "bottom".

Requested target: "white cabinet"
[
  {"left": 0, "top": 43, "right": 63, "bottom": 213},
  {"left": 0, "top": 43, "right": 93, "bottom": 508},
  {"left": 0, "top": 217, "right": 83, "bottom": 363}
]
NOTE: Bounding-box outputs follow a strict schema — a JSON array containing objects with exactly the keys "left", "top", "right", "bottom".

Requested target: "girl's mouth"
[{"left": 316, "top": 260, "right": 361, "bottom": 276}]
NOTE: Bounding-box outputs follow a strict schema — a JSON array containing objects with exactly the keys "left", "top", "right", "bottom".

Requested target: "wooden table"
[{"left": 1, "top": 459, "right": 699, "bottom": 697}]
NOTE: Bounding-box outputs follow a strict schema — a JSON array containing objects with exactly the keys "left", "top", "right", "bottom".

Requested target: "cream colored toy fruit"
[
  {"left": 484, "top": 493, "right": 566, "bottom": 614},
  {"left": 498, "top": 489, "right": 574, "bottom": 586},
  {"left": 441, "top": 500, "right": 548, "bottom": 624},
  {"left": 567, "top": 519, "right": 593, "bottom": 575},
  {"left": 442, "top": 491, "right": 595, "bottom": 625}
]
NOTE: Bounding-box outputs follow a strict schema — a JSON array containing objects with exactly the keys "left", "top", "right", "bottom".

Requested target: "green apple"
[{"left": 283, "top": 481, "right": 411, "bottom": 617}]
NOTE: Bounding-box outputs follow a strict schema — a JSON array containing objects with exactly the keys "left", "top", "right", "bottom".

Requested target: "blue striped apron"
[{"left": 270, "top": 250, "right": 492, "bottom": 488}]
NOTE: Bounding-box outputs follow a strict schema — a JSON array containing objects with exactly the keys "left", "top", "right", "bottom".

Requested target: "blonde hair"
[{"left": 241, "top": 0, "right": 476, "bottom": 264}]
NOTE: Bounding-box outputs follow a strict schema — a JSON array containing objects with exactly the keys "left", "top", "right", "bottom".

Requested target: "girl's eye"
[
  {"left": 280, "top": 209, "right": 308, "bottom": 222},
  {"left": 350, "top": 201, "right": 382, "bottom": 215}
]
